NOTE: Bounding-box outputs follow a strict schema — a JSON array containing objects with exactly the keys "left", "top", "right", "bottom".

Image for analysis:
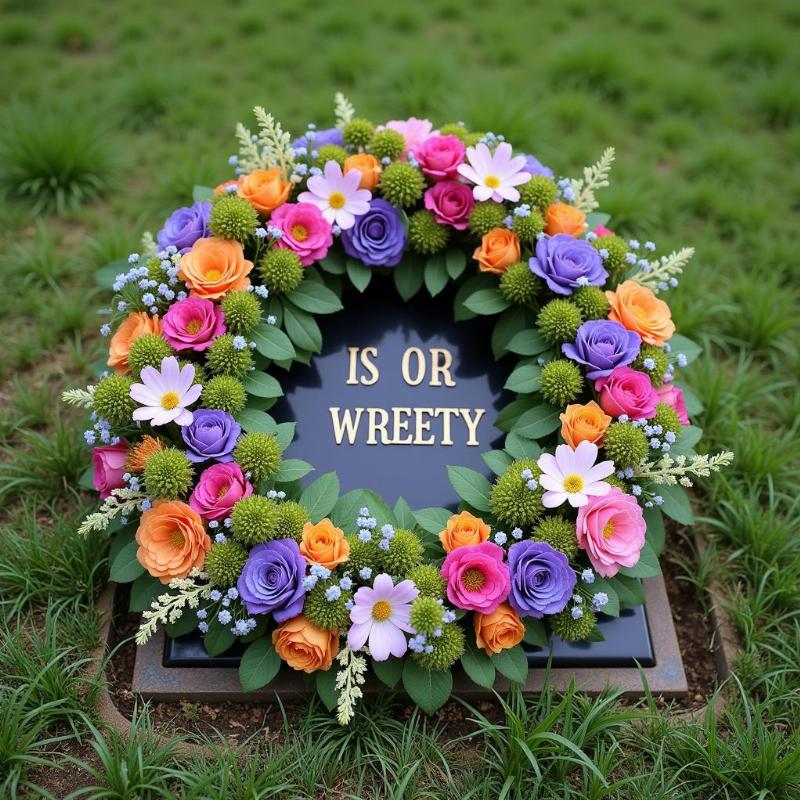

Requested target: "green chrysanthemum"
[
  {"left": 233, "top": 432, "right": 281, "bottom": 484},
  {"left": 468, "top": 201, "right": 506, "bottom": 237},
  {"left": 343, "top": 117, "right": 375, "bottom": 149},
  {"left": 412, "top": 623, "right": 465, "bottom": 671},
  {"left": 603, "top": 422, "right": 649, "bottom": 470},
  {"left": 572, "top": 285, "right": 610, "bottom": 320},
  {"left": 209, "top": 194, "right": 258, "bottom": 241},
  {"left": 491, "top": 458, "right": 543, "bottom": 529},
  {"left": 202, "top": 375, "right": 246, "bottom": 415},
  {"left": 146, "top": 256, "right": 167, "bottom": 284},
  {"left": 258, "top": 248, "right": 304, "bottom": 295},
  {"left": 650, "top": 403, "right": 683, "bottom": 439},
  {"left": 406, "top": 564, "right": 446, "bottom": 599},
  {"left": 221, "top": 290, "right": 261, "bottom": 335},
  {"left": 143, "top": 447, "right": 193, "bottom": 499},
  {"left": 206, "top": 334, "right": 253, "bottom": 379},
  {"left": 550, "top": 607, "right": 597, "bottom": 641},
  {"left": 539, "top": 359, "right": 584, "bottom": 406},
  {"left": 231, "top": 495, "right": 279, "bottom": 546},
  {"left": 518, "top": 175, "right": 557, "bottom": 210},
  {"left": 409, "top": 596, "right": 445, "bottom": 636},
  {"left": 369, "top": 128, "right": 405, "bottom": 161},
  {"left": 511, "top": 209, "right": 544, "bottom": 241},
  {"left": 273, "top": 501, "right": 309, "bottom": 541},
  {"left": 633, "top": 346, "right": 668, "bottom": 387},
  {"left": 499, "top": 262, "right": 540, "bottom": 306},
  {"left": 380, "top": 528, "right": 423, "bottom": 575},
  {"left": 537, "top": 299, "right": 582, "bottom": 345},
  {"left": 205, "top": 540, "right": 248, "bottom": 588},
  {"left": 93, "top": 374, "right": 135, "bottom": 427},
  {"left": 463, "top": 131, "right": 484, "bottom": 146},
  {"left": 127, "top": 334, "right": 173, "bottom": 377},
  {"left": 379, "top": 161, "right": 424, "bottom": 207},
  {"left": 438, "top": 122, "right": 470, "bottom": 143},
  {"left": 605, "top": 474, "right": 629, "bottom": 492},
  {"left": 593, "top": 235, "right": 629, "bottom": 284},
  {"left": 345, "top": 535, "right": 381, "bottom": 575},
  {"left": 533, "top": 516, "right": 578, "bottom": 559},
  {"left": 315, "top": 144, "right": 348, "bottom": 168},
  {"left": 304, "top": 580, "right": 352, "bottom": 631},
  {"left": 408, "top": 209, "right": 449, "bottom": 254}
]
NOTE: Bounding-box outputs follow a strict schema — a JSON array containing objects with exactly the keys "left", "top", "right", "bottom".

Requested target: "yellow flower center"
[
  {"left": 204, "top": 268, "right": 222, "bottom": 282},
  {"left": 218, "top": 483, "right": 230, "bottom": 499},
  {"left": 186, "top": 319, "right": 201, "bottom": 334},
  {"left": 372, "top": 600, "right": 392, "bottom": 621},
  {"left": 328, "top": 191, "right": 346, "bottom": 210},
  {"left": 462, "top": 567, "right": 486, "bottom": 592},
  {"left": 485, "top": 175, "right": 501, "bottom": 189},
  {"left": 169, "top": 529, "right": 185, "bottom": 550},
  {"left": 563, "top": 474, "right": 585, "bottom": 493},
  {"left": 603, "top": 520, "right": 616, "bottom": 539},
  {"left": 291, "top": 224, "right": 309, "bottom": 241},
  {"left": 160, "top": 391, "right": 180, "bottom": 410}
]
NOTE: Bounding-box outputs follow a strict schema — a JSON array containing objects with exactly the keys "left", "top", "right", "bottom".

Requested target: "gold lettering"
[
  {"left": 366, "top": 407, "right": 389, "bottom": 444},
  {"left": 388, "top": 407, "right": 413, "bottom": 444},
  {"left": 460, "top": 408, "right": 485, "bottom": 446},
  {"left": 412, "top": 407, "right": 435, "bottom": 445},
  {"left": 401, "top": 346, "right": 425, "bottom": 386},
  {"left": 435, "top": 407, "right": 460, "bottom": 446},
  {"left": 429, "top": 348, "right": 456, "bottom": 387},
  {"left": 329, "top": 407, "right": 363, "bottom": 444},
  {"left": 346, "top": 346, "right": 379, "bottom": 386},
  {"left": 345, "top": 347, "right": 359, "bottom": 385}
]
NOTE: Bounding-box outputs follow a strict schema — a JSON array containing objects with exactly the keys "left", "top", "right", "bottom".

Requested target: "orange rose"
[
  {"left": 272, "top": 614, "right": 339, "bottom": 673},
  {"left": 344, "top": 154, "right": 382, "bottom": 191},
  {"left": 135, "top": 500, "right": 211, "bottom": 584},
  {"left": 107, "top": 311, "right": 163, "bottom": 374},
  {"left": 299, "top": 518, "right": 350, "bottom": 569},
  {"left": 560, "top": 401, "right": 612, "bottom": 448},
  {"left": 238, "top": 168, "right": 292, "bottom": 216},
  {"left": 606, "top": 280, "right": 676, "bottom": 347},
  {"left": 178, "top": 237, "right": 253, "bottom": 300},
  {"left": 545, "top": 203, "right": 587, "bottom": 237},
  {"left": 439, "top": 511, "right": 491, "bottom": 553},
  {"left": 474, "top": 602, "right": 525, "bottom": 655},
  {"left": 473, "top": 227, "right": 520, "bottom": 274}
]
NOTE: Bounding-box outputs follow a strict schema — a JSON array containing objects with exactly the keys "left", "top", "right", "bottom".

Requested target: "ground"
[{"left": 1, "top": 0, "right": 799, "bottom": 797}]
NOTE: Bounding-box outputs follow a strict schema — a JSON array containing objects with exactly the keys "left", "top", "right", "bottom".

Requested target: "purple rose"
[
  {"left": 507, "top": 540, "right": 576, "bottom": 619},
  {"left": 529, "top": 234, "right": 608, "bottom": 296},
  {"left": 181, "top": 409, "right": 241, "bottom": 464},
  {"left": 291, "top": 127, "right": 344, "bottom": 152},
  {"left": 520, "top": 153, "right": 554, "bottom": 179},
  {"left": 340, "top": 199, "right": 407, "bottom": 267},
  {"left": 237, "top": 539, "right": 306, "bottom": 621},
  {"left": 156, "top": 201, "right": 211, "bottom": 254},
  {"left": 562, "top": 320, "right": 641, "bottom": 380}
]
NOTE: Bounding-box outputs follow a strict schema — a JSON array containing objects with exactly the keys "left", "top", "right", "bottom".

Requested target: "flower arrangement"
[{"left": 64, "top": 95, "right": 733, "bottom": 722}]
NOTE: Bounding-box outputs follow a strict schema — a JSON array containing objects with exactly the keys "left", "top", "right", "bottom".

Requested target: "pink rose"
[
  {"left": 594, "top": 225, "right": 614, "bottom": 237},
  {"left": 189, "top": 463, "right": 253, "bottom": 520},
  {"left": 595, "top": 367, "right": 659, "bottom": 420},
  {"left": 576, "top": 487, "right": 646, "bottom": 577},
  {"left": 271, "top": 202, "right": 333, "bottom": 266},
  {"left": 424, "top": 181, "right": 475, "bottom": 230},
  {"left": 656, "top": 383, "right": 690, "bottom": 425},
  {"left": 92, "top": 442, "right": 128, "bottom": 499},
  {"left": 162, "top": 296, "right": 226, "bottom": 352},
  {"left": 440, "top": 541, "right": 510, "bottom": 614},
  {"left": 415, "top": 135, "right": 465, "bottom": 181},
  {"left": 383, "top": 117, "right": 437, "bottom": 158}
]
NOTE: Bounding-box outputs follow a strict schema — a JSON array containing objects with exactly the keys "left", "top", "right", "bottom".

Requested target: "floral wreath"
[{"left": 64, "top": 94, "right": 733, "bottom": 723}]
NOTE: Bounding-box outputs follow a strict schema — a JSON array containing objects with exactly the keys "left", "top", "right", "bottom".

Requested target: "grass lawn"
[{"left": 1, "top": 0, "right": 799, "bottom": 796}]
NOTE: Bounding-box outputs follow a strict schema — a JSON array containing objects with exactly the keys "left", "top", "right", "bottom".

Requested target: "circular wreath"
[{"left": 65, "top": 96, "right": 733, "bottom": 722}]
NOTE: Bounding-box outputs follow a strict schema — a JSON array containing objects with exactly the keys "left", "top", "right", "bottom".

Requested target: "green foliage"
[
  {"left": 370, "top": 128, "right": 405, "bottom": 160},
  {"left": 537, "top": 299, "right": 582, "bottom": 345},
  {"left": 209, "top": 193, "right": 258, "bottom": 241},
  {"left": 517, "top": 175, "right": 557, "bottom": 210},
  {"left": 499, "top": 261, "right": 540, "bottom": 306},
  {"left": 231, "top": 495, "right": 279, "bottom": 545},
  {"left": 603, "top": 421, "right": 649, "bottom": 469},
  {"left": 202, "top": 375, "right": 246, "bottom": 415},
  {"left": 539, "top": 358, "right": 583, "bottom": 406},
  {"left": 233, "top": 431, "right": 282, "bottom": 484},
  {"left": 533, "top": 516, "right": 578, "bottom": 559},
  {"left": 381, "top": 528, "right": 423, "bottom": 575},
  {"left": 205, "top": 539, "right": 248, "bottom": 587},
  {"left": 259, "top": 247, "right": 304, "bottom": 294},
  {"left": 127, "top": 333, "right": 173, "bottom": 377},
  {"left": 143, "top": 446, "right": 193, "bottom": 499},
  {"left": 411, "top": 622, "right": 465, "bottom": 671},
  {"left": 92, "top": 374, "right": 135, "bottom": 427},
  {"left": 408, "top": 209, "right": 449, "bottom": 254},
  {"left": 274, "top": 500, "right": 309, "bottom": 541},
  {"left": 491, "top": 458, "right": 543, "bottom": 529},
  {"left": 206, "top": 333, "right": 253, "bottom": 378},
  {"left": 379, "top": 161, "right": 424, "bottom": 207},
  {"left": 342, "top": 117, "right": 375, "bottom": 149},
  {"left": 468, "top": 200, "right": 506, "bottom": 236},
  {"left": 221, "top": 290, "right": 261, "bottom": 334}
]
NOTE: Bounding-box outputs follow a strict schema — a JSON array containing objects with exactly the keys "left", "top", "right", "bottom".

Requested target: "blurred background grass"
[{"left": 0, "top": 0, "right": 799, "bottom": 796}]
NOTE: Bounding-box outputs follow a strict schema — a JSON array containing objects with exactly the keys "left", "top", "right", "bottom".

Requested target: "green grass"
[{"left": 0, "top": 0, "right": 798, "bottom": 796}]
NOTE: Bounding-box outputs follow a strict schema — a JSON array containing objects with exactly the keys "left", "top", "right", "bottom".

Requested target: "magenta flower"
[
  {"left": 424, "top": 181, "right": 474, "bottom": 230},
  {"left": 347, "top": 573, "right": 418, "bottom": 661},
  {"left": 92, "top": 441, "right": 128, "bottom": 498},
  {"left": 162, "top": 296, "right": 226, "bottom": 352},
  {"left": 457, "top": 142, "right": 530, "bottom": 203},
  {"left": 270, "top": 202, "right": 333, "bottom": 266},
  {"left": 440, "top": 541, "right": 510, "bottom": 614},
  {"left": 189, "top": 462, "right": 253, "bottom": 520},
  {"left": 415, "top": 134, "right": 465, "bottom": 181}
]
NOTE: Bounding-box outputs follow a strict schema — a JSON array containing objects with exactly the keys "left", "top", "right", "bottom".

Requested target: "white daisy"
[
  {"left": 130, "top": 356, "right": 201, "bottom": 427},
  {"left": 298, "top": 160, "right": 372, "bottom": 230},
  {"left": 536, "top": 440, "right": 615, "bottom": 508},
  {"left": 456, "top": 141, "right": 531, "bottom": 203}
]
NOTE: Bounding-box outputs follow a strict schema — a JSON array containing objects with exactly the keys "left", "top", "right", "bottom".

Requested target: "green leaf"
[
  {"left": 299, "top": 472, "right": 340, "bottom": 521},
  {"left": 372, "top": 656, "right": 403, "bottom": 688},
  {"left": 619, "top": 539, "right": 661, "bottom": 579},
  {"left": 445, "top": 248, "right": 467, "bottom": 279},
  {"left": 274, "top": 458, "right": 313, "bottom": 483},
  {"left": 318, "top": 250, "right": 346, "bottom": 275},
  {"left": 643, "top": 506, "right": 665, "bottom": 556},
  {"left": 316, "top": 668, "right": 338, "bottom": 711},
  {"left": 666, "top": 334, "right": 702, "bottom": 365},
  {"left": 393, "top": 257, "right": 425, "bottom": 301},
  {"left": 108, "top": 523, "right": 136, "bottom": 563},
  {"left": 674, "top": 382, "right": 703, "bottom": 416},
  {"left": 239, "top": 638, "right": 282, "bottom": 692},
  {"left": 192, "top": 184, "right": 214, "bottom": 202},
  {"left": 463, "top": 287, "right": 511, "bottom": 316},
  {"left": 402, "top": 659, "right": 453, "bottom": 714},
  {"left": 203, "top": 618, "right": 236, "bottom": 657},
  {"left": 424, "top": 254, "right": 449, "bottom": 297},
  {"left": 506, "top": 329, "right": 549, "bottom": 357},
  {"left": 505, "top": 432, "right": 540, "bottom": 461},
  {"left": 482, "top": 449, "right": 513, "bottom": 475},
  {"left": 522, "top": 618, "right": 549, "bottom": 647},
  {"left": 393, "top": 496, "right": 417, "bottom": 530},
  {"left": 447, "top": 466, "right": 492, "bottom": 512},
  {"left": 236, "top": 409, "right": 278, "bottom": 435},
  {"left": 504, "top": 362, "right": 542, "bottom": 394},
  {"left": 109, "top": 539, "right": 145, "bottom": 583},
  {"left": 332, "top": 489, "right": 395, "bottom": 532},
  {"left": 607, "top": 574, "right": 645, "bottom": 608},
  {"left": 243, "top": 372, "right": 283, "bottom": 399},
  {"left": 671, "top": 425, "right": 703, "bottom": 457},
  {"left": 165, "top": 610, "right": 199, "bottom": 638},
  {"left": 656, "top": 482, "right": 694, "bottom": 525},
  {"left": 453, "top": 274, "right": 495, "bottom": 321},
  {"left": 495, "top": 396, "right": 537, "bottom": 433},
  {"left": 461, "top": 640, "right": 496, "bottom": 689},
  {"left": 346, "top": 259, "right": 372, "bottom": 292},
  {"left": 491, "top": 306, "right": 529, "bottom": 360},
  {"left": 283, "top": 303, "right": 322, "bottom": 353},
  {"left": 584, "top": 211, "right": 610, "bottom": 230},
  {"left": 94, "top": 258, "right": 128, "bottom": 289},
  {"left": 413, "top": 507, "right": 451, "bottom": 535},
  {"left": 491, "top": 644, "right": 529, "bottom": 684},
  {"left": 589, "top": 578, "right": 620, "bottom": 617},
  {"left": 128, "top": 574, "right": 160, "bottom": 612},
  {"left": 252, "top": 323, "right": 296, "bottom": 361},
  {"left": 514, "top": 404, "right": 562, "bottom": 439},
  {"left": 275, "top": 422, "right": 295, "bottom": 451},
  {"left": 286, "top": 280, "right": 343, "bottom": 314}
]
